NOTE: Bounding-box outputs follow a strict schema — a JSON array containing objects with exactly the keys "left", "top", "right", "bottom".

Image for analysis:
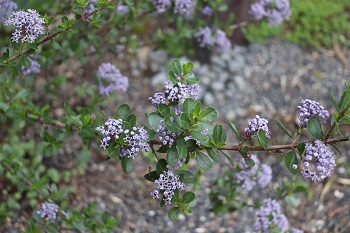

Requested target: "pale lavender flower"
[
  {"left": 297, "top": 99, "right": 329, "bottom": 128},
  {"left": 214, "top": 29, "right": 232, "bottom": 54},
  {"left": 0, "top": 0, "right": 17, "bottom": 23},
  {"left": 254, "top": 198, "right": 289, "bottom": 233},
  {"left": 167, "top": 158, "right": 186, "bottom": 169},
  {"left": 95, "top": 117, "right": 124, "bottom": 149},
  {"left": 152, "top": 170, "right": 185, "bottom": 204},
  {"left": 115, "top": 44, "right": 125, "bottom": 53},
  {"left": 37, "top": 202, "right": 59, "bottom": 222},
  {"left": 164, "top": 81, "right": 199, "bottom": 103},
  {"left": 201, "top": 6, "right": 213, "bottom": 16},
  {"left": 120, "top": 126, "right": 149, "bottom": 159},
  {"left": 152, "top": 0, "right": 171, "bottom": 13},
  {"left": 195, "top": 26, "right": 215, "bottom": 48},
  {"left": 116, "top": 4, "right": 129, "bottom": 15},
  {"left": 156, "top": 120, "right": 181, "bottom": 147},
  {"left": 21, "top": 55, "right": 40, "bottom": 76},
  {"left": 249, "top": 0, "right": 291, "bottom": 26},
  {"left": 244, "top": 115, "right": 271, "bottom": 139},
  {"left": 4, "top": 9, "right": 45, "bottom": 43},
  {"left": 296, "top": 140, "right": 335, "bottom": 183},
  {"left": 236, "top": 154, "right": 272, "bottom": 192},
  {"left": 174, "top": 0, "right": 194, "bottom": 16},
  {"left": 291, "top": 228, "right": 304, "bottom": 233},
  {"left": 96, "top": 62, "right": 129, "bottom": 95},
  {"left": 84, "top": 0, "right": 97, "bottom": 15}
]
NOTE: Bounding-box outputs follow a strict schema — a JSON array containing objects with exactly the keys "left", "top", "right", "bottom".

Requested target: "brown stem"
[
  {"left": 5, "top": 0, "right": 116, "bottom": 63},
  {"left": 27, "top": 113, "right": 77, "bottom": 130}
]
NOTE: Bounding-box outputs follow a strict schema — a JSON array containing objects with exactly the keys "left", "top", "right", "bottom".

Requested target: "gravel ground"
[{"left": 71, "top": 39, "right": 350, "bottom": 233}]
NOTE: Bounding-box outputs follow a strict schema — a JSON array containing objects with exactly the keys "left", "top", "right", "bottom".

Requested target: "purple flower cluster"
[
  {"left": 236, "top": 154, "right": 272, "bottom": 192},
  {"left": 0, "top": 0, "right": 17, "bottom": 23},
  {"left": 116, "top": 4, "right": 129, "bottom": 15},
  {"left": 293, "top": 140, "right": 335, "bottom": 183},
  {"left": 21, "top": 55, "right": 40, "bottom": 76},
  {"left": 297, "top": 99, "right": 329, "bottom": 128},
  {"left": 156, "top": 120, "right": 181, "bottom": 146},
  {"left": 166, "top": 158, "right": 186, "bottom": 170},
  {"left": 115, "top": 44, "right": 125, "bottom": 53},
  {"left": 249, "top": 0, "right": 292, "bottom": 26},
  {"left": 152, "top": 0, "right": 171, "bottom": 13},
  {"left": 95, "top": 117, "right": 149, "bottom": 158},
  {"left": 4, "top": 9, "right": 45, "bottom": 43},
  {"left": 84, "top": 0, "right": 97, "bottom": 15},
  {"left": 37, "top": 202, "right": 59, "bottom": 222},
  {"left": 194, "top": 27, "right": 231, "bottom": 54},
  {"left": 254, "top": 198, "right": 289, "bottom": 233},
  {"left": 174, "top": 0, "right": 194, "bottom": 16},
  {"left": 244, "top": 115, "right": 271, "bottom": 139},
  {"left": 149, "top": 81, "right": 199, "bottom": 107},
  {"left": 201, "top": 6, "right": 213, "bottom": 16},
  {"left": 96, "top": 62, "right": 129, "bottom": 95},
  {"left": 151, "top": 170, "right": 185, "bottom": 204}
]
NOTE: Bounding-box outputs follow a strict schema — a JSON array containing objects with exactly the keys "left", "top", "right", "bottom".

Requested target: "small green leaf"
[
  {"left": 80, "top": 126, "right": 95, "bottom": 138},
  {"left": 0, "top": 75, "right": 7, "bottom": 84},
  {"left": 180, "top": 113, "right": 191, "bottom": 129},
  {"left": 123, "top": 0, "right": 133, "bottom": 5},
  {"left": 144, "top": 171, "right": 158, "bottom": 181},
  {"left": 164, "top": 115, "right": 181, "bottom": 133},
  {"left": 116, "top": 104, "right": 130, "bottom": 119},
  {"left": 171, "top": 59, "right": 182, "bottom": 76},
  {"left": 184, "top": 73, "right": 199, "bottom": 84},
  {"left": 108, "top": 146, "right": 120, "bottom": 159},
  {"left": 228, "top": 120, "right": 243, "bottom": 140},
  {"left": 156, "top": 159, "right": 168, "bottom": 175},
  {"left": 0, "top": 102, "right": 9, "bottom": 111},
  {"left": 245, "top": 157, "right": 255, "bottom": 167},
  {"left": 307, "top": 117, "right": 324, "bottom": 139},
  {"left": 14, "top": 89, "right": 30, "bottom": 101},
  {"left": 257, "top": 129, "right": 268, "bottom": 149},
  {"left": 183, "top": 98, "right": 195, "bottom": 115},
  {"left": 167, "top": 145, "right": 179, "bottom": 166},
  {"left": 51, "top": 40, "right": 60, "bottom": 49},
  {"left": 285, "top": 151, "right": 299, "bottom": 175},
  {"left": 125, "top": 114, "right": 136, "bottom": 127},
  {"left": 176, "top": 170, "right": 194, "bottom": 183},
  {"left": 167, "top": 70, "right": 178, "bottom": 84},
  {"left": 183, "top": 62, "right": 193, "bottom": 73},
  {"left": 190, "top": 129, "right": 208, "bottom": 143},
  {"left": 158, "top": 104, "right": 170, "bottom": 117},
  {"left": 168, "top": 207, "right": 180, "bottom": 222},
  {"left": 176, "top": 137, "right": 188, "bottom": 159},
  {"left": 297, "top": 142, "right": 305, "bottom": 154},
  {"left": 206, "top": 148, "right": 220, "bottom": 163},
  {"left": 196, "top": 151, "right": 212, "bottom": 171},
  {"left": 121, "top": 156, "right": 133, "bottom": 174},
  {"left": 275, "top": 119, "right": 293, "bottom": 139},
  {"left": 182, "top": 191, "right": 195, "bottom": 204},
  {"left": 213, "top": 124, "right": 226, "bottom": 145},
  {"left": 221, "top": 150, "right": 234, "bottom": 167},
  {"left": 43, "top": 144, "right": 54, "bottom": 157},
  {"left": 201, "top": 107, "right": 217, "bottom": 122},
  {"left": 148, "top": 112, "right": 163, "bottom": 132},
  {"left": 338, "top": 88, "right": 350, "bottom": 111}
]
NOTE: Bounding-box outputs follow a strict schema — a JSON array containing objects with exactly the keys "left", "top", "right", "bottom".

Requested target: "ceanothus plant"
[{"left": 0, "top": 0, "right": 349, "bottom": 232}]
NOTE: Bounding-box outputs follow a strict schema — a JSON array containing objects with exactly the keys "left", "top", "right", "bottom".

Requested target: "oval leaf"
[
  {"left": 167, "top": 145, "right": 179, "bottom": 166},
  {"left": 182, "top": 191, "right": 195, "bottom": 204},
  {"left": 307, "top": 117, "right": 324, "bottom": 139},
  {"left": 168, "top": 207, "right": 180, "bottom": 222},
  {"left": 285, "top": 151, "right": 299, "bottom": 175},
  {"left": 257, "top": 129, "right": 268, "bottom": 150},
  {"left": 196, "top": 151, "right": 212, "bottom": 171},
  {"left": 171, "top": 59, "right": 182, "bottom": 76},
  {"left": 148, "top": 112, "right": 163, "bottom": 132},
  {"left": 156, "top": 159, "right": 168, "bottom": 175},
  {"left": 121, "top": 156, "right": 133, "bottom": 174},
  {"left": 116, "top": 104, "right": 130, "bottom": 119},
  {"left": 206, "top": 148, "right": 220, "bottom": 163}
]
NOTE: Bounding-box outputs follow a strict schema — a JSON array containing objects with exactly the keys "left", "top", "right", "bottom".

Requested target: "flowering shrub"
[{"left": 0, "top": 0, "right": 349, "bottom": 232}]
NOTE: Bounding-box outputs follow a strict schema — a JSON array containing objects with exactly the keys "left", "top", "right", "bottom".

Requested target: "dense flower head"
[
  {"left": 4, "top": 9, "right": 45, "bottom": 43},
  {"left": 254, "top": 198, "right": 289, "bottom": 233},
  {"left": 156, "top": 120, "right": 181, "bottom": 147},
  {"left": 95, "top": 117, "right": 148, "bottom": 158},
  {"left": 96, "top": 62, "right": 129, "bottom": 95},
  {"left": 194, "top": 27, "right": 231, "bottom": 54},
  {"left": 236, "top": 154, "right": 272, "bottom": 192},
  {"left": 151, "top": 170, "right": 185, "bottom": 204},
  {"left": 116, "top": 4, "right": 129, "bottom": 15},
  {"left": 0, "top": 0, "right": 17, "bottom": 23},
  {"left": 244, "top": 115, "right": 271, "bottom": 139},
  {"left": 37, "top": 202, "right": 59, "bottom": 222},
  {"left": 152, "top": 0, "right": 171, "bottom": 13},
  {"left": 21, "top": 55, "right": 40, "bottom": 76},
  {"left": 297, "top": 99, "right": 329, "bottom": 128},
  {"left": 174, "top": 0, "right": 194, "bottom": 16},
  {"left": 201, "top": 5, "right": 213, "bottom": 16},
  {"left": 293, "top": 140, "right": 335, "bottom": 183},
  {"left": 249, "top": 0, "right": 291, "bottom": 26}
]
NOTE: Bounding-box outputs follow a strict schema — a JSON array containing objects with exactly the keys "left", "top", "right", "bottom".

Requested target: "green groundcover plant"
[{"left": 0, "top": 0, "right": 349, "bottom": 232}]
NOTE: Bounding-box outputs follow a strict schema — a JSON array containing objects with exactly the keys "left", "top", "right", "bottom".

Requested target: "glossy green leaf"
[
  {"left": 167, "top": 70, "right": 178, "bottom": 84},
  {"left": 144, "top": 171, "right": 158, "bottom": 181},
  {"left": 164, "top": 115, "right": 181, "bottom": 133},
  {"left": 51, "top": 40, "right": 60, "bottom": 49},
  {"left": 176, "top": 170, "right": 194, "bottom": 183},
  {"left": 228, "top": 120, "right": 243, "bottom": 140},
  {"left": 275, "top": 119, "right": 293, "bottom": 139},
  {"left": 158, "top": 103, "right": 170, "bottom": 117},
  {"left": 184, "top": 73, "right": 199, "bottom": 84},
  {"left": 180, "top": 113, "right": 191, "bottom": 129},
  {"left": 257, "top": 129, "right": 268, "bottom": 149},
  {"left": 190, "top": 129, "right": 208, "bottom": 143},
  {"left": 213, "top": 124, "right": 226, "bottom": 145},
  {"left": 245, "top": 157, "right": 255, "bottom": 167},
  {"left": 171, "top": 59, "right": 182, "bottom": 76},
  {"left": 148, "top": 112, "right": 163, "bottom": 132},
  {"left": 121, "top": 156, "right": 133, "bottom": 174},
  {"left": 297, "top": 142, "right": 305, "bottom": 154},
  {"left": 156, "top": 159, "right": 168, "bottom": 175},
  {"left": 167, "top": 145, "right": 179, "bottom": 166},
  {"left": 125, "top": 114, "right": 136, "bottom": 127},
  {"left": 307, "top": 117, "right": 324, "bottom": 139},
  {"left": 338, "top": 88, "right": 350, "bottom": 111},
  {"left": 196, "top": 151, "right": 212, "bottom": 171},
  {"left": 206, "top": 148, "right": 220, "bottom": 163},
  {"left": 108, "top": 146, "right": 120, "bottom": 159},
  {"left": 182, "top": 191, "right": 195, "bottom": 204},
  {"left": 183, "top": 62, "right": 193, "bottom": 73},
  {"left": 176, "top": 137, "right": 188, "bottom": 159},
  {"left": 80, "top": 126, "right": 95, "bottom": 138},
  {"left": 183, "top": 98, "right": 195, "bottom": 115},
  {"left": 116, "top": 104, "right": 130, "bottom": 119},
  {"left": 285, "top": 151, "right": 299, "bottom": 175},
  {"left": 168, "top": 207, "right": 180, "bottom": 222},
  {"left": 0, "top": 74, "right": 7, "bottom": 84}
]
